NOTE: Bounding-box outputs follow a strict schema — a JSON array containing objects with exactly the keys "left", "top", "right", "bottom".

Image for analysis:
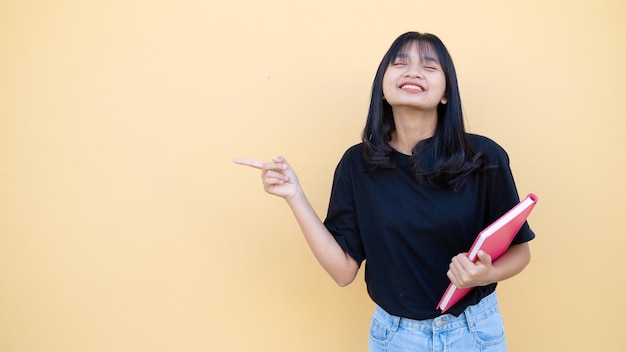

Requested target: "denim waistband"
[{"left": 373, "top": 291, "right": 500, "bottom": 333}]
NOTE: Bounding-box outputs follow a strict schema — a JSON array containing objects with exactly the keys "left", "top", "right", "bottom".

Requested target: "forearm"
[
  {"left": 449, "top": 242, "right": 531, "bottom": 289},
  {"left": 486, "top": 242, "right": 531, "bottom": 284},
  {"left": 285, "top": 190, "right": 359, "bottom": 287}
]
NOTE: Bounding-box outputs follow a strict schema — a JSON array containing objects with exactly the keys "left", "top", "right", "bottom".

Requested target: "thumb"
[
  {"left": 477, "top": 250, "right": 492, "bottom": 265},
  {"left": 272, "top": 156, "right": 298, "bottom": 180},
  {"left": 272, "top": 156, "right": 291, "bottom": 172},
  {"left": 273, "top": 155, "right": 287, "bottom": 164}
]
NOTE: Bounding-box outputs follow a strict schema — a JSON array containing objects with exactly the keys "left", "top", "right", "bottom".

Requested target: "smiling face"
[{"left": 382, "top": 41, "right": 448, "bottom": 114}]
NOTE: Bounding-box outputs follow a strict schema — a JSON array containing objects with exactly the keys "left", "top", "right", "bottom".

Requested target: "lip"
[{"left": 399, "top": 81, "right": 425, "bottom": 92}]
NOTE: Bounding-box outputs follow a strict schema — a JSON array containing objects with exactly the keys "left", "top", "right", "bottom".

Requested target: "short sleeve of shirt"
[
  {"left": 477, "top": 136, "right": 535, "bottom": 245},
  {"left": 323, "top": 146, "right": 366, "bottom": 265}
]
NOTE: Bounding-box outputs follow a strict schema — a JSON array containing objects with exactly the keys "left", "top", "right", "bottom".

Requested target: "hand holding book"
[
  {"left": 437, "top": 193, "right": 539, "bottom": 313},
  {"left": 447, "top": 249, "right": 495, "bottom": 289}
]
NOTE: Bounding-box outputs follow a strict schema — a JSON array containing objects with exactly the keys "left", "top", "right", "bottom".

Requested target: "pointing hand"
[{"left": 233, "top": 156, "right": 301, "bottom": 199}]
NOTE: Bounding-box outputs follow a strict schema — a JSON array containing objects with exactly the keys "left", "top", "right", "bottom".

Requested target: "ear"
[{"left": 440, "top": 96, "right": 448, "bottom": 104}]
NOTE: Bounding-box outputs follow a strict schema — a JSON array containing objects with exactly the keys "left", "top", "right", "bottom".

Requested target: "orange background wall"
[{"left": 1, "top": 1, "right": 625, "bottom": 351}]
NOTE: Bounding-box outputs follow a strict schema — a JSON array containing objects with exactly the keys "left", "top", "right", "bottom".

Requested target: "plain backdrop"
[{"left": 1, "top": 0, "right": 625, "bottom": 351}]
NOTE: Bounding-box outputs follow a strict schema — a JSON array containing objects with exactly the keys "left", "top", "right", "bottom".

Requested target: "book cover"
[{"left": 436, "top": 193, "right": 539, "bottom": 313}]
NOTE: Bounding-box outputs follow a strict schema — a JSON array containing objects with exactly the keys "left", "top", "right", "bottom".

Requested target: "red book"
[{"left": 436, "top": 193, "right": 539, "bottom": 313}]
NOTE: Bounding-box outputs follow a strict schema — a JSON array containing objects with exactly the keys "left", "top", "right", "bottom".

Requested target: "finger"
[
  {"left": 271, "top": 156, "right": 290, "bottom": 170},
  {"left": 447, "top": 267, "right": 464, "bottom": 288},
  {"left": 449, "top": 262, "right": 471, "bottom": 288},
  {"left": 263, "top": 176, "right": 286, "bottom": 186},
  {"left": 265, "top": 170, "right": 289, "bottom": 182},
  {"left": 446, "top": 269, "right": 454, "bottom": 283},
  {"left": 450, "top": 254, "right": 466, "bottom": 268},
  {"left": 449, "top": 256, "right": 470, "bottom": 280},
  {"left": 272, "top": 155, "right": 287, "bottom": 163},
  {"left": 233, "top": 158, "right": 264, "bottom": 169},
  {"left": 448, "top": 259, "right": 460, "bottom": 278},
  {"left": 477, "top": 250, "right": 492, "bottom": 266}
]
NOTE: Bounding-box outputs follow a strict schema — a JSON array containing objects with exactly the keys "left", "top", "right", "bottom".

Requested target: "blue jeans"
[{"left": 369, "top": 292, "right": 506, "bottom": 352}]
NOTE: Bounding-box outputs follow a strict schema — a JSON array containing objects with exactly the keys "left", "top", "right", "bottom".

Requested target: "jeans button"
[{"left": 435, "top": 320, "right": 447, "bottom": 328}]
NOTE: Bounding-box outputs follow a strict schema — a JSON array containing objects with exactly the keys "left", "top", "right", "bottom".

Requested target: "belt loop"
[
  {"left": 390, "top": 315, "right": 400, "bottom": 333},
  {"left": 464, "top": 308, "right": 476, "bottom": 334}
]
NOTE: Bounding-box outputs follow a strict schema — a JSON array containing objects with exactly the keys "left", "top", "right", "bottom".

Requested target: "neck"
[{"left": 390, "top": 108, "right": 438, "bottom": 155}]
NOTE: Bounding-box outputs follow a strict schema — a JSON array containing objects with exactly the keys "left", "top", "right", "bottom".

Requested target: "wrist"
[{"left": 284, "top": 187, "right": 305, "bottom": 205}]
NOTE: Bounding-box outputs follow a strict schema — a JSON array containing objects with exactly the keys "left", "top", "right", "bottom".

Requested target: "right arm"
[{"left": 233, "top": 156, "right": 359, "bottom": 286}]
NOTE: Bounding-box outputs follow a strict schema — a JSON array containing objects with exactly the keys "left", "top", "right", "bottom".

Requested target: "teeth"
[{"left": 401, "top": 84, "right": 423, "bottom": 91}]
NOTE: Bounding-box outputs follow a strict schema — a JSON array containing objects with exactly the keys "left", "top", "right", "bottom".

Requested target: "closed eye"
[
  {"left": 421, "top": 56, "right": 441, "bottom": 70},
  {"left": 391, "top": 53, "right": 410, "bottom": 66}
]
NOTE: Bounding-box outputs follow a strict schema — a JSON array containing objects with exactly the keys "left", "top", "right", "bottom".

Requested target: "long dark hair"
[{"left": 362, "top": 32, "right": 483, "bottom": 191}]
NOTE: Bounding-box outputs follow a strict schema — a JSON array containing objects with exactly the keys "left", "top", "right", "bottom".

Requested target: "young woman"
[{"left": 234, "top": 32, "right": 535, "bottom": 352}]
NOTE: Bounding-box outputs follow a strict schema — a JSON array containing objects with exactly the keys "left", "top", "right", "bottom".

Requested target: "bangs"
[{"left": 393, "top": 39, "right": 441, "bottom": 64}]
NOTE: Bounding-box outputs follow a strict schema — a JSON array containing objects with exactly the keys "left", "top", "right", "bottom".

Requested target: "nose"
[{"left": 404, "top": 62, "right": 423, "bottom": 78}]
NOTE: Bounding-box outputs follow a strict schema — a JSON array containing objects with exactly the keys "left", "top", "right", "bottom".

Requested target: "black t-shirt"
[{"left": 323, "top": 134, "right": 535, "bottom": 319}]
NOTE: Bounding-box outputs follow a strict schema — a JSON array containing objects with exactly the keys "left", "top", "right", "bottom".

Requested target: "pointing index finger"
[{"left": 233, "top": 158, "right": 265, "bottom": 170}]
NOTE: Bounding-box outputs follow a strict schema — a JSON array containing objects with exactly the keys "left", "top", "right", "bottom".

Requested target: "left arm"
[{"left": 447, "top": 242, "right": 531, "bottom": 289}]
